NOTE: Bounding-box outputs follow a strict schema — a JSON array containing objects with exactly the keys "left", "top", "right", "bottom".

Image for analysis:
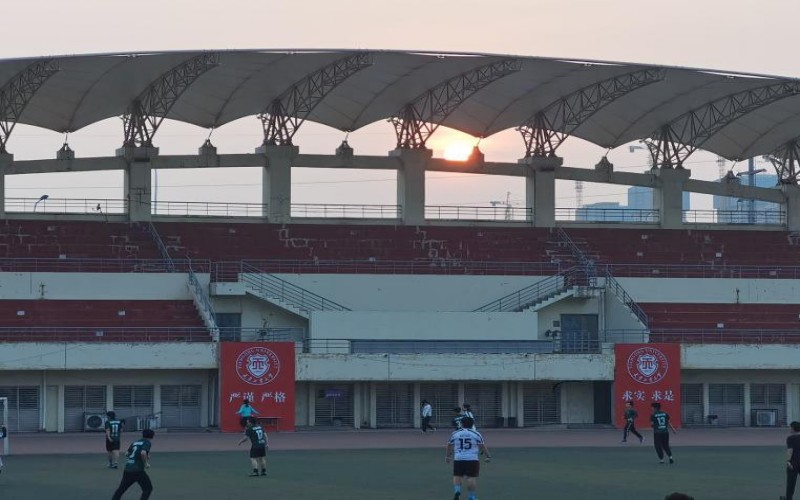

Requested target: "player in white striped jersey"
[{"left": 445, "top": 417, "right": 491, "bottom": 500}]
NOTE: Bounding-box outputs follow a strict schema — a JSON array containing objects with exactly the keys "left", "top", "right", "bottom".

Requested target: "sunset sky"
[{"left": 3, "top": 0, "right": 796, "bottom": 210}]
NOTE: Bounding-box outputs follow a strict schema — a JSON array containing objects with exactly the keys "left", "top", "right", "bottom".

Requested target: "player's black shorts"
[
  {"left": 250, "top": 446, "right": 267, "bottom": 458},
  {"left": 106, "top": 439, "right": 121, "bottom": 452},
  {"left": 453, "top": 460, "right": 480, "bottom": 478}
]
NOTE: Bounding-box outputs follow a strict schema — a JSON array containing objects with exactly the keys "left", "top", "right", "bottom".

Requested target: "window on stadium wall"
[
  {"left": 709, "top": 383, "right": 745, "bottom": 427},
  {"left": 315, "top": 384, "right": 354, "bottom": 427},
  {"left": 464, "top": 383, "right": 503, "bottom": 428},
  {"left": 161, "top": 385, "right": 202, "bottom": 429},
  {"left": 681, "top": 384, "right": 704, "bottom": 426},
  {"left": 0, "top": 386, "right": 40, "bottom": 432},
  {"left": 420, "top": 383, "right": 459, "bottom": 429},
  {"left": 559, "top": 314, "right": 599, "bottom": 353},
  {"left": 523, "top": 383, "right": 561, "bottom": 426},
  {"left": 375, "top": 383, "right": 414, "bottom": 428},
  {"left": 750, "top": 383, "right": 786, "bottom": 427},
  {"left": 113, "top": 385, "right": 154, "bottom": 431},
  {"left": 64, "top": 386, "right": 106, "bottom": 432}
]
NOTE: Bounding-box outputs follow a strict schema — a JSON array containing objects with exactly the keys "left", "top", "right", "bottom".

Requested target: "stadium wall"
[{"left": 0, "top": 272, "right": 202, "bottom": 300}]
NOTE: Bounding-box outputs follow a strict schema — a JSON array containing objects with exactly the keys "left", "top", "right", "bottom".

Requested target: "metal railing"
[
  {"left": 683, "top": 209, "right": 786, "bottom": 225},
  {"left": 425, "top": 205, "right": 532, "bottom": 222},
  {"left": 6, "top": 197, "right": 127, "bottom": 215},
  {"left": 188, "top": 268, "right": 219, "bottom": 336},
  {"left": 292, "top": 203, "right": 400, "bottom": 219},
  {"left": 556, "top": 207, "right": 660, "bottom": 223},
  {"left": 0, "top": 257, "right": 207, "bottom": 273},
  {"left": 239, "top": 262, "right": 350, "bottom": 312},
  {"left": 144, "top": 222, "right": 175, "bottom": 272},
  {"left": 152, "top": 201, "right": 265, "bottom": 218},
  {"left": 648, "top": 328, "right": 800, "bottom": 345},
  {"left": 473, "top": 267, "right": 588, "bottom": 312},
  {"left": 212, "top": 259, "right": 560, "bottom": 280},
  {"left": 557, "top": 229, "right": 649, "bottom": 328},
  {"left": 600, "top": 263, "right": 800, "bottom": 280},
  {"left": 0, "top": 326, "right": 213, "bottom": 342},
  {"left": 604, "top": 271, "right": 649, "bottom": 328}
]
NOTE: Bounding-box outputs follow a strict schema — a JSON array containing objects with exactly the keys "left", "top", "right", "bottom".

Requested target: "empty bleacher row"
[
  {"left": 643, "top": 303, "right": 800, "bottom": 344},
  {"left": 0, "top": 220, "right": 796, "bottom": 274},
  {"left": 0, "top": 220, "right": 160, "bottom": 260},
  {"left": 0, "top": 300, "right": 210, "bottom": 342}
]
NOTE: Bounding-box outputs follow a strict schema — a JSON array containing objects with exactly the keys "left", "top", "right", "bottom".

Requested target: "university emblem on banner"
[
  {"left": 235, "top": 347, "right": 281, "bottom": 385},
  {"left": 626, "top": 346, "right": 669, "bottom": 384}
]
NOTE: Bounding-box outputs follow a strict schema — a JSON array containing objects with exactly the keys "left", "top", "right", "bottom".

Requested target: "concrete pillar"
[
  {"left": 413, "top": 383, "right": 421, "bottom": 428},
  {"left": 368, "top": 383, "right": 377, "bottom": 429},
  {"left": 352, "top": 383, "right": 362, "bottom": 429},
  {"left": 118, "top": 147, "right": 158, "bottom": 222},
  {"left": 106, "top": 385, "right": 114, "bottom": 413},
  {"left": 743, "top": 383, "right": 751, "bottom": 427},
  {"left": 516, "top": 383, "right": 524, "bottom": 428},
  {"left": 0, "top": 153, "right": 10, "bottom": 219},
  {"left": 522, "top": 156, "right": 561, "bottom": 227},
  {"left": 782, "top": 184, "right": 800, "bottom": 231},
  {"left": 702, "top": 383, "right": 710, "bottom": 421},
  {"left": 652, "top": 167, "right": 691, "bottom": 229},
  {"left": 307, "top": 382, "right": 316, "bottom": 427},
  {"left": 153, "top": 384, "right": 162, "bottom": 426},
  {"left": 57, "top": 384, "right": 65, "bottom": 433},
  {"left": 257, "top": 144, "right": 298, "bottom": 223},
  {"left": 392, "top": 148, "right": 431, "bottom": 225}
]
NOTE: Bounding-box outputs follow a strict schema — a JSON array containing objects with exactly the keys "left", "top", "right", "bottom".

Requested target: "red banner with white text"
[
  {"left": 220, "top": 342, "right": 295, "bottom": 432},
  {"left": 614, "top": 343, "right": 681, "bottom": 429}
]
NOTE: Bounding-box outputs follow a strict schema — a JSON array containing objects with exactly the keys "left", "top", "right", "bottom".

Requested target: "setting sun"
[{"left": 443, "top": 141, "right": 474, "bottom": 161}]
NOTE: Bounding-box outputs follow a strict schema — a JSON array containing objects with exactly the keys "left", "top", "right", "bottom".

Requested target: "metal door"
[
  {"left": 375, "top": 383, "right": 414, "bottom": 428},
  {"left": 64, "top": 385, "right": 107, "bottom": 432},
  {"left": 463, "top": 383, "right": 502, "bottom": 428},
  {"left": 112, "top": 385, "right": 154, "bottom": 430},
  {"left": 522, "top": 382, "right": 561, "bottom": 426},
  {"left": 419, "top": 383, "right": 459, "bottom": 429},
  {"left": 680, "top": 383, "right": 704, "bottom": 426},
  {"left": 708, "top": 383, "right": 744, "bottom": 427},
  {"left": 314, "top": 384, "right": 354, "bottom": 427},
  {"left": 0, "top": 386, "right": 40, "bottom": 432},
  {"left": 161, "top": 385, "right": 202, "bottom": 428}
]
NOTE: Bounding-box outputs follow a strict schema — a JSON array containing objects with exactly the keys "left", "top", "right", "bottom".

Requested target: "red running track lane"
[{"left": 4, "top": 427, "right": 791, "bottom": 456}]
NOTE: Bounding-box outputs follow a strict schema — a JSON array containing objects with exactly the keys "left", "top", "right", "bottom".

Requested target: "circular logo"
[
  {"left": 235, "top": 347, "right": 281, "bottom": 386},
  {"left": 626, "top": 347, "right": 669, "bottom": 384}
]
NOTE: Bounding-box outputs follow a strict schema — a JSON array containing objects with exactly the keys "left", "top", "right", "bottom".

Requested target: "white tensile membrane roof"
[{"left": 6, "top": 49, "right": 800, "bottom": 160}]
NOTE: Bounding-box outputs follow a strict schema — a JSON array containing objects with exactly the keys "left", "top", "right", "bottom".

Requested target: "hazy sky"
[{"left": 3, "top": 0, "right": 796, "bottom": 211}]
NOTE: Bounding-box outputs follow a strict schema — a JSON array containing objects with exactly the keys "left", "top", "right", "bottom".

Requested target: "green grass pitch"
[{"left": 0, "top": 446, "right": 786, "bottom": 499}]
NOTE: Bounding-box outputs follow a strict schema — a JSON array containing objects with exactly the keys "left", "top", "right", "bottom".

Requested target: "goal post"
[{"left": 0, "top": 396, "right": 8, "bottom": 456}]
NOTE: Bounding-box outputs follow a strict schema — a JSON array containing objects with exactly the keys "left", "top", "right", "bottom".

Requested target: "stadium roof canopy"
[{"left": 6, "top": 49, "right": 800, "bottom": 160}]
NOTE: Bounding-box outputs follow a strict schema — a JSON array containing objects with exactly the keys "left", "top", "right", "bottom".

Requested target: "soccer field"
[{"left": 0, "top": 445, "right": 784, "bottom": 500}]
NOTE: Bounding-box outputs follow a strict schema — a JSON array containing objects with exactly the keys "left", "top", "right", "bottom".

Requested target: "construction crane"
[{"left": 490, "top": 191, "right": 514, "bottom": 221}]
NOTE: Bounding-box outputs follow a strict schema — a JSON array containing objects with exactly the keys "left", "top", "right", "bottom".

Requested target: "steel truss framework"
[
  {"left": 765, "top": 140, "right": 800, "bottom": 184},
  {"left": 259, "top": 53, "right": 373, "bottom": 146},
  {"left": 0, "top": 59, "right": 60, "bottom": 153},
  {"left": 518, "top": 68, "right": 664, "bottom": 158},
  {"left": 645, "top": 81, "right": 800, "bottom": 169},
  {"left": 391, "top": 59, "right": 521, "bottom": 149},
  {"left": 122, "top": 53, "right": 219, "bottom": 148}
]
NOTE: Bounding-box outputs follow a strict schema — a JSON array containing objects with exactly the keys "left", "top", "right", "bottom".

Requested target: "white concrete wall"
[
  {"left": 273, "top": 274, "right": 547, "bottom": 311},
  {"left": 310, "top": 311, "right": 537, "bottom": 340},
  {"left": 683, "top": 344, "right": 800, "bottom": 370},
  {"left": 0, "top": 342, "right": 218, "bottom": 370},
  {"left": 0, "top": 272, "right": 204, "bottom": 300},
  {"left": 295, "top": 353, "right": 611, "bottom": 381},
  {"left": 619, "top": 277, "right": 800, "bottom": 304},
  {"left": 213, "top": 295, "right": 308, "bottom": 330}
]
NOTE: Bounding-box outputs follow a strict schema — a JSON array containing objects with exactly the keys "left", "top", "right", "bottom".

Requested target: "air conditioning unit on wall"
[
  {"left": 753, "top": 409, "right": 777, "bottom": 427},
  {"left": 84, "top": 413, "right": 107, "bottom": 432}
]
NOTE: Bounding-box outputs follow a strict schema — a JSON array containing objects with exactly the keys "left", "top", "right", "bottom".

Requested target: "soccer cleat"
[
  {"left": 659, "top": 460, "right": 664, "bottom": 464},
  {"left": 669, "top": 457, "right": 674, "bottom": 464},
  {"left": 249, "top": 471, "right": 260, "bottom": 477},
  {"left": 260, "top": 471, "right": 267, "bottom": 476},
  {"left": 453, "top": 492, "right": 461, "bottom": 500}
]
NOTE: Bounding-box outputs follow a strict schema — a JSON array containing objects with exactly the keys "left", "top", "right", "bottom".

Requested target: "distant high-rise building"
[{"left": 713, "top": 174, "right": 782, "bottom": 224}]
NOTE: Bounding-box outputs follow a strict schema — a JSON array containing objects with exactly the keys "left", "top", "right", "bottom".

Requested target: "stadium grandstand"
[{"left": 1, "top": 49, "right": 800, "bottom": 434}]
